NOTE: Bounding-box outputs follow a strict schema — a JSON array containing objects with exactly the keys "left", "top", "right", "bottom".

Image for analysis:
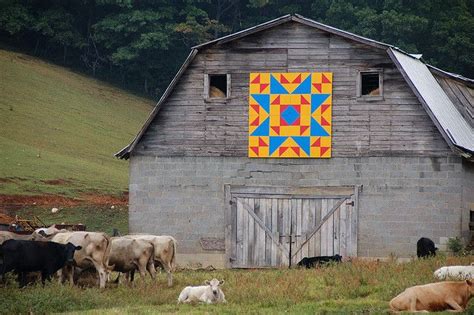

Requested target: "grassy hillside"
[{"left": 0, "top": 49, "right": 153, "bottom": 197}]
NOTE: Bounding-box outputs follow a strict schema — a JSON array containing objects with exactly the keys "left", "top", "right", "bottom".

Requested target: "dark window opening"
[
  {"left": 209, "top": 74, "right": 227, "bottom": 98},
  {"left": 361, "top": 72, "right": 380, "bottom": 96}
]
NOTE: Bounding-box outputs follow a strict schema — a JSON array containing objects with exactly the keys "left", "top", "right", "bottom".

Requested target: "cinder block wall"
[{"left": 129, "top": 155, "right": 467, "bottom": 265}]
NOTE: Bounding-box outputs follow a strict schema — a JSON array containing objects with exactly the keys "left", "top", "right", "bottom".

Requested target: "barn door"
[{"left": 225, "top": 186, "right": 359, "bottom": 268}]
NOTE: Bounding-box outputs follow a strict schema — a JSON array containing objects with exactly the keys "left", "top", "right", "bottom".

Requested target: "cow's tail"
[
  {"left": 102, "top": 233, "right": 114, "bottom": 269},
  {"left": 169, "top": 236, "right": 177, "bottom": 271}
]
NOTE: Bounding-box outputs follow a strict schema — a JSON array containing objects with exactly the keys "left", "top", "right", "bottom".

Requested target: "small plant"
[{"left": 447, "top": 237, "right": 464, "bottom": 255}]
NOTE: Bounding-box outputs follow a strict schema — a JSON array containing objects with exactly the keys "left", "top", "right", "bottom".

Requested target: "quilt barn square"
[{"left": 248, "top": 72, "right": 333, "bottom": 158}]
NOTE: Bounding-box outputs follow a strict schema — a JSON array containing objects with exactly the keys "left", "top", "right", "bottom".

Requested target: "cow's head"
[
  {"left": 205, "top": 278, "right": 224, "bottom": 297},
  {"left": 64, "top": 242, "right": 82, "bottom": 264}
]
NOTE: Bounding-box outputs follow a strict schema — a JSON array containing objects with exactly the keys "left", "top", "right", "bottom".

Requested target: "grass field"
[
  {"left": 0, "top": 49, "right": 153, "bottom": 197},
  {"left": 1, "top": 256, "right": 474, "bottom": 314}
]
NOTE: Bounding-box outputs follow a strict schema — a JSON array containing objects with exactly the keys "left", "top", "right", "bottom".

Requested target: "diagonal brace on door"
[
  {"left": 239, "top": 200, "right": 290, "bottom": 258},
  {"left": 291, "top": 196, "right": 349, "bottom": 259}
]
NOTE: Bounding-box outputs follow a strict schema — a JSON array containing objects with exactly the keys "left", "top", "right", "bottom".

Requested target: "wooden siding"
[
  {"left": 136, "top": 21, "right": 451, "bottom": 157},
  {"left": 434, "top": 74, "right": 474, "bottom": 128}
]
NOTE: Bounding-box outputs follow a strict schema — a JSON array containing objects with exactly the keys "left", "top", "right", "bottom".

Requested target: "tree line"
[{"left": 1, "top": 0, "right": 472, "bottom": 99}]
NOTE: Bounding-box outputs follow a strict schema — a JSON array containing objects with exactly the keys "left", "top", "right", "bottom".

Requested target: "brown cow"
[
  {"left": 124, "top": 234, "right": 177, "bottom": 286},
  {"left": 390, "top": 280, "right": 474, "bottom": 312},
  {"left": 108, "top": 237, "right": 156, "bottom": 283}
]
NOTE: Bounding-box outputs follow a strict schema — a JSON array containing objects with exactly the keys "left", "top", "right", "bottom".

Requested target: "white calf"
[
  {"left": 178, "top": 279, "right": 226, "bottom": 304},
  {"left": 434, "top": 264, "right": 474, "bottom": 280}
]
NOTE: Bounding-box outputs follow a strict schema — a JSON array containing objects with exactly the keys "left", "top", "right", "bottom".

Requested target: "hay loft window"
[
  {"left": 357, "top": 70, "right": 383, "bottom": 100},
  {"left": 204, "top": 74, "right": 231, "bottom": 100}
]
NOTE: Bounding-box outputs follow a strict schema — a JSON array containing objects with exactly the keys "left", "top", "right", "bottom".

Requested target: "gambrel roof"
[{"left": 116, "top": 14, "right": 474, "bottom": 160}]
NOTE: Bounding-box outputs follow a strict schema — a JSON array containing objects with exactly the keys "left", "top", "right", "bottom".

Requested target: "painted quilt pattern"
[{"left": 249, "top": 73, "right": 332, "bottom": 158}]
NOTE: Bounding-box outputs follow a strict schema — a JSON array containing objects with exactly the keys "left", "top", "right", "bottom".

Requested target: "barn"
[{"left": 117, "top": 14, "right": 474, "bottom": 268}]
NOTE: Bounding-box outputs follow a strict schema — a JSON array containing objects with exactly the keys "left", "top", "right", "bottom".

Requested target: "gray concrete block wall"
[{"left": 129, "top": 155, "right": 467, "bottom": 260}]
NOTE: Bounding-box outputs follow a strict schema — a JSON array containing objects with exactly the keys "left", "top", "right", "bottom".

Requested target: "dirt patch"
[
  {"left": 0, "top": 178, "right": 14, "bottom": 183},
  {"left": 0, "top": 213, "right": 14, "bottom": 224},
  {"left": 40, "top": 178, "right": 73, "bottom": 185},
  {"left": 0, "top": 192, "right": 128, "bottom": 211}
]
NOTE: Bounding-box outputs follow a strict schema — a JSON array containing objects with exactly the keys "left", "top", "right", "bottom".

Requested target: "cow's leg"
[
  {"left": 137, "top": 264, "right": 147, "bottom": 283},
  {"left": 161, "top": 261, "right": 173, "bottom": 287},
  {"left": 445, "top": 299, "right": 464, "bottom": 312},
  {"left": 147, "top": 259, "right": 156, "bottom": 280},
  {"left": 18, "top": 272, "right": 27, "bottom": 288},
  {"left": 130, "top": 270, "right": 135, "bottom": 282}
]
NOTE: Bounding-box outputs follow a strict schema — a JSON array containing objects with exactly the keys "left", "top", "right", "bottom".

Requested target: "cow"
[
  {"left": 108, "top": 237, "right": 155, "bottom": 283},
  {"left": 297, "top": 254, "right": 342, "bottom": 268},
  {"left": 0, "top": 231, "right": 31, "bottom": 244},
  {"left": 124, "top": 234, "right": 177, "bottom": 286},
  {"left": 178, "top": 279, "right": 226, "bottom": 304},
  {"left": 417, "top": 237, "right": 438, "bottom": 258},
  {"left": 31, "top": 225, "right": 68, "bottom": 239},
  {"left": 51, "top": 231, "right": 112, "bottom": 288},
  {"left": 389, "top": 280, "right": 474, "bottom": 312},
  {"left": 434, "top": 264, "right": 474, "bottom": 280},
  {"left": 0, "top": 239, "right": 81, "bottom": 287}
]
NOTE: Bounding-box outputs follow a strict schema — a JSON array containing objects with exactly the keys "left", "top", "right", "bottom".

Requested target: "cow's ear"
[
  {"left": 467, "top": 280, "right": 473, "bottom": 286},
  {"left": 219, "top": 280, "right": 225, "bottom": 286},
  {"left": 75, "top": 245, "right": 82, "bottom": 250},
  {"left": 204, "top": 280, "right": 210, "bottom": 285}
]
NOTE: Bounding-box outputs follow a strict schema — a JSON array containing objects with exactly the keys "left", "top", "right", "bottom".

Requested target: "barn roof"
[{"left": 116, "top": 14, "right": 474, "bottom": 160}]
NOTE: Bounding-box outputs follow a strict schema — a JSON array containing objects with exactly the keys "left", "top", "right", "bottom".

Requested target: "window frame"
[
  {"left": 204, "top": 73, "right": 231, "bottom": 102},
  {"left": 357, "top": 69, "right": 384, "bottom": 101}
]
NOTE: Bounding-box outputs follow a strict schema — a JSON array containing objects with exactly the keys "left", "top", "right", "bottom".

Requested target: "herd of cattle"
[
  {"left": 0, "top": 226, "right": 176, "bottom": 289},
  {"left": 2, "top": 230, "right": 474, "bottom": 310}
]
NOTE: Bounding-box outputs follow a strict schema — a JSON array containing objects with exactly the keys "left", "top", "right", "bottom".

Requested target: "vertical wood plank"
[
  {"left": 253, "top": 198, "right": 261, "bottom": 266},
  {"left": 308, "top": 199, "right": 315, "bottom": 257},
  {"left": 240, "top": 198, "right": 248, "bottom": 265},
  {"left": 230, "top": 197, "right": 237, "bottom": 267},
  {"left": 264, "top": 199, "right": 272, "bottom": 266},
  {"left": 247, "top": 198, "right": 255, "bottom": 267},
  {"left": 302, "top": 199, "right": 310, "bottom": 260},
  {"left": 296, "top": 199, "right": 303, "bottom": 265},
  {"left": 277, "top": 199, "right": 284, "bottom": 266},
  {"left": 327, "top": 199, "right": 334, "bottom": 256},
  {"left": 315, "top": 199, "right": 322, "bottom": 256},
  {"left": 271, "top": 198, "right": 278, "bottom": 266},
  {"left": 339, "top": 201, "right": 347, "bottom": 258},
  {"left": 351, "top": 187, "right": 360, "bottom": 257},
  {"left": 321, "top": 199, "right": 328, "bottom": 256},
  {"left": 334, "top": 204, "right": 340, "bottom": 255},
  {"left": 282, "top": 199, "right": 290, "bottom": 267}
]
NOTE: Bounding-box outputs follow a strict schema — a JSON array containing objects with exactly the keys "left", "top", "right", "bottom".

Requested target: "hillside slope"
[{"left": 0, "top": 49, "right": 153, "bottom": 197}]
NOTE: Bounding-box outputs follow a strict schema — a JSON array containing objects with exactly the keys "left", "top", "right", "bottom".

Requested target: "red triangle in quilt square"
[
  {"left": 300, "top": 126, "right": 309, "bottom": 134},
  {"left": 320, "top": 147, "right": 329, "bottom": 156},
  {"left": 259, "top": 137, "right": 268, "bottom": 147},
  {"left": 292, "top": 147, "right": 300, "bottom": 156},
  {"left": 280, "top": 75, "right": 290, "bottom": 83},
  {"left": 260, "top": 83, "right": 269, "bottom": 92},
  {"left": 300, "top": 96, "right": 310, "bottom": 104},
  {"left": 279, "top": 147, "right": 289, "bottom": 155},
  {"left": 311, "top": 138, "right": 321, "bottom": 147},
  {"left": 322, "top": 74, "right": 331, "bottom": 83},
  {"left": 250, "top": 117, "right": 259, "bottom": 126},
  {"left": 313, "top": 83, "right": 322, "bottom": 92},
  {"left": 251, "top": 74, "right": 260, "bottom": 84},
  {"left": 272, "top": 95, "right": 280, "bottom": 105},
  {"left": 280, "top": 117, "right": 289, "bottom": 126},
  {"left": 271, "top": 126, "right": 280, "bottom": 134},
  {"left": 321, "top": 117, "right": 330, "bottom": 126},
  {"left": 292, "top": 74, "right": 301, "bottom": 84},
  {"left": 321, "top": 104, "right": 330, "bottom": 114},
  {"left": 251, "top": 147, "right": 259, "bottom": 155},
  {"left": 251, "top": 104, "right": 260, "bottom": 114}
]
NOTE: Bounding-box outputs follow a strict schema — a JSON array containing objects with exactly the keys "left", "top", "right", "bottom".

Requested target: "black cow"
[
  {"left": 297, "top": 254, "right": 343, "bottom": 268},
  {"left": 416, "top": 237, "right": 438, "bottom": 258},
  {"left": 0, "top": 239, "right": 81, "bottom": 287}
]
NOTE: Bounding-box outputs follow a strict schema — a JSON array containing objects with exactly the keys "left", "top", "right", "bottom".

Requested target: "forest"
[{"left": 1, "top": 0, "right": 473, "bottom": 99}]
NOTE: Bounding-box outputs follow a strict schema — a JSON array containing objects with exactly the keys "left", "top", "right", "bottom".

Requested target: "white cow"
[
  {"left": 51, "top": 231, "right": 112, "bottom": 288},
  {"left": 178, "top": 279, "right": 226, "bottom": 304},
  {"left": 124, "top": 234, "right": 177, "bottom": 286},
  {"left": 31, "top": 225, "right": 68, "bottom": 240},
  {"left": 434, "top": 264, "right": 474, "bottom": 280}
]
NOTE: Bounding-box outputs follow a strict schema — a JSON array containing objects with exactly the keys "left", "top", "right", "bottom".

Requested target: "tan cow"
[
  {"left": 0, "top": 231, "right": 31, "bottom": 244},
  {"left": 51, "top": 231, "right": 112, "bottom": 288},
  {"left": 390, "top": 280, "right": 474, "bottom": 312},
  {"left": 124, "top": 234, "right": 177, "bottom": 286},
  {"left": 108, "top": 237, "right": 156, "bottom": 283}
]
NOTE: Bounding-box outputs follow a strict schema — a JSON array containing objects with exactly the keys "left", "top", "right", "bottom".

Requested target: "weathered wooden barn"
[{"left": 117, "top": 14, "right": 474, "bottom": 268}]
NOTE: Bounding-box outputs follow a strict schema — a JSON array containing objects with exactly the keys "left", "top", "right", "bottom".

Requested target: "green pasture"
[
  {"left": 0, "top": 49, "right": 153, "bottom": 197},
  {"left": 1, "top": 256, "right": 474, "bottom": 314}
]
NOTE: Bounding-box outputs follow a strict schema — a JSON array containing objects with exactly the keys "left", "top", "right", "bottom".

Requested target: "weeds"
[{"left": 2, "top": 256, "right": 474, "bottom": 314}]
